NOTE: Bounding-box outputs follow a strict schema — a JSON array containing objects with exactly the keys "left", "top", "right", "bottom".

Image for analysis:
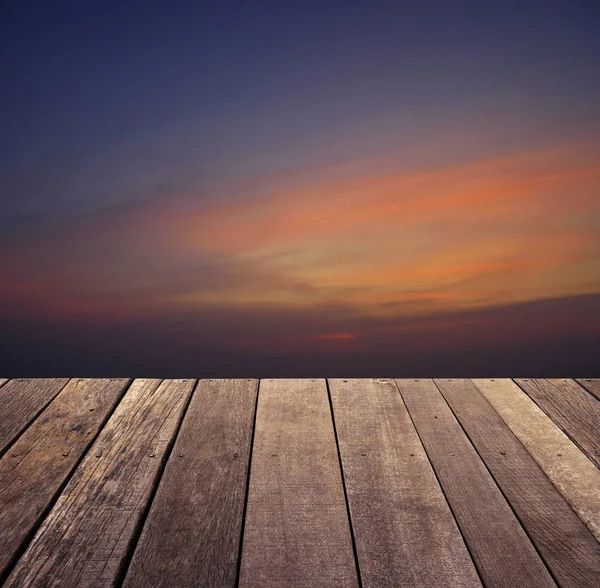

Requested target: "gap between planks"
[{"left": 5, "top": 379, "right": 196, "bottom": 588}]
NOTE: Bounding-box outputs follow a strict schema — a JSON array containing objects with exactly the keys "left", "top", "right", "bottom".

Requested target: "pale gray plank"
[
  {"left": 474, "top": 378, "right": 600, "bottom": 541},
  {"left": 331, "top": 378, "right": 481, "bottom": 588},
  {"left": 516, "top": 379, "right": 600, "bottom": 468},
  {"left": 398, "top": 378, "right": 555, "bottom": 588},
  {"left": 239, "top": 379, "right": 358, "bottom": 588},
  {"left": 437, "top": 378, "right": 600, "bottom": 588}
]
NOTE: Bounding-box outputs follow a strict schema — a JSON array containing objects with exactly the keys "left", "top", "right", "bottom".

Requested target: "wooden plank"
[
  {"left": 397, "top": 378, "right": 554, "bottom": 588},
  {"left": 516, "top": 379, "right": 600, "bottom": 468},
  {"left": 123, "top": 379, "right": 258, "bottom": 588},
  {"left": 436, "top": 378, "right": 600, "bottom": 588},
  {"left": 474, "top": 379, "right": 600, "bottom": 541},
  {"left": 0, "top": 378, "right": 69, "bottom": 456},
  {"left": 239, "top": 379, "right": 358, "bottom": 588},
  {"left": 576, "top": 378, "right": 600, "bottom": 402},
  {"left": 5, "top": 378, "right": 195, "bottom": 588},
  {"left": 331, "top": 379, "right": 481, "bottom": 588},
  {"left": 0, "top": 378, "right": 131, "bottom": 582},
  {"left": 0, "top": 378, "right": 8, "bottom": 389}
]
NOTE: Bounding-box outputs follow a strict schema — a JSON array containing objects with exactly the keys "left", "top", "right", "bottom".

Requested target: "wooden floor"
[{"left": 0, "top": 378, "right": 599, "bottom": 587}]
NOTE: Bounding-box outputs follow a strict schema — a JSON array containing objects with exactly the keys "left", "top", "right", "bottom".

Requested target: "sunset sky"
[{"left": 1, "top": 1, "right": 599, "bottom": 375}]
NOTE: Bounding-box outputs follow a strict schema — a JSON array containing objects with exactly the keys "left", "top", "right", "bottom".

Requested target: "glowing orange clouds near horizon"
[
  {"left": 2, "top": 139, "right": 599, "bottom": 329},
  {"left": 163, "top": 141, "right": 600, "bottom": 319}
]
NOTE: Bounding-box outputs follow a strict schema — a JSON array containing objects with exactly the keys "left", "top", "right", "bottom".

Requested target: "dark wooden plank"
[
  {"left": 5, "top": 378, "right": 195, "bottom": 588},
  {"left": 397, "top": 379, "right": 555, "bottom": 588},
  {"left": 0, "top": 378, "right": 69, "bottom": 456},
  {"left": 516, "top": 378, "right": 600, "bottom": 468},
  {"left": 330, "top": 379, "right": 481, "bottom": 588},
  {"left": 436, "top": 378, "right": 600, "bottom": 588},
  {"left": 123, "top": 379, "right": 258, "bottom": 588},
  {"left": 475, "top": 379, "right": 600, "bottom": 541},
  {"left": 576, "top": 378, "right": 600, "bottom": 402},
  {"left": 0, "top": 378, "right": 131, "bottom": 582},
  {"left": 239, "top": 379, "right": 358, "bottom": 588}
]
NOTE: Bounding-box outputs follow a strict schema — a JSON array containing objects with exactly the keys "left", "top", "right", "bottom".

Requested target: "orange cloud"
[
  {"left": 2, "top": 140, "right": 598, "bottom": 324},
  {"left": 168, "top": 145, "right": 600, "bottom": 256},
  {"left": 153, "top": 141, "right": 599, "bottom": 318}
]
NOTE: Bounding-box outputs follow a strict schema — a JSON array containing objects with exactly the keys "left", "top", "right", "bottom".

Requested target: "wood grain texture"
[
  {"left": 123, "top": 379, "right": 258, "bottom": 588},
  {"left": 0, "top": 378, "right": 8, "bottom": 389},
  {"left": 0, "top": 379, "right": 69, "bottom": 456},
  {"left": 239, "top": 379, "right": 358, "bottom": 588},
  {"left": 397, "top": 378, "right": 554, "bottom": 588},
  {"left": 516, "top": 379, "right": 600, "bottom": 468},
  {"left": 331, "top": 379, "right": 481, "bottom": 588},
  {"left": 5, "top": 379, "right": 195, "bottom": 588},
  {"left": 576, "top": 378, "right": 600, "bottom": 402},
  {"left": 436, "top": 378, "right": 600, "bottom": 588},
  {"left": 0, "top": 378, "right": 131, "bottom": 582},
  {"left": 474, "top": 378, "right": 600, "bottom": 541}
]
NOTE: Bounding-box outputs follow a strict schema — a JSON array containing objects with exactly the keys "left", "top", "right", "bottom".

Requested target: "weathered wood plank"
[
  {"left": 397, "top": 378, "right": 554, "bottom": 588},
  {"left": 5, "top": 378, "right": 195, "bottom": 588},
  {"left": 0, "top": 378, "right": 8, "bottom": 389},
  {"left": 576, "top": 378, "right": 600, "bottom": 402},
  {"left": 516, "top": 379, "right": 600, "bottom": 468},
  {"left": 123, "top": 379, "right": 258, "bottom": 588},
  {"left": 0, "top": 379, "right": 69, "bottom": 456},
  {"left": 239, "top": 379, "right": 358, "bottom": 588},
  {"left": 331, "top": 379, "right": 481, "bottom": 588},
  {"left": 0, "top": 378, "right": 131, "bottom": 582},
  {"left": 436, "top": 378, "right": 600, "bottom": 588},
  {"left": 474, "top": 378, "right": 600, "bottom": 541}
]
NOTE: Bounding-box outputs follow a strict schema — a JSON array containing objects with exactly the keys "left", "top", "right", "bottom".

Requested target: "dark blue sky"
[
  {"left": 3, "top": 0, "right": 599, "bottom": 219},
  {"left": 1, "top": 1, "right": 599, "bottom": 375}
]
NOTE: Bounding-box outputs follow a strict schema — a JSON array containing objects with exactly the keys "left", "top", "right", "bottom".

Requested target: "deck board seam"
[
  {"left": 114, "top": 380, "right": 199, "bottom": 588},
  {"left": 10, "top": 383, "right": 160, "bottom": 586},
  {"left": 393, "top": 378, "right": 485, "bottom": 587},
  {"left": 234, "top": 379, "right": 260, "bottom": 588},
  {"left": 432, "top": 379, "right": 560, "bottom": 587},
  {"left": 0, "top": 378, "right": 135, "bottom": 585},
  {"left": 573, "top": 378, "right": 600, "bottom": 403},
  {"left": 482, "top": 379, "right": 600, "bottom": 540},
  {"left": 513, "top": 379, "right": 600, "bottom": 473},
  {"left": 326, "top": 378, "right": 364, "bottom": 588},
  {"left": 0, "top": 378, "right": 71, "bottom": 461}
]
